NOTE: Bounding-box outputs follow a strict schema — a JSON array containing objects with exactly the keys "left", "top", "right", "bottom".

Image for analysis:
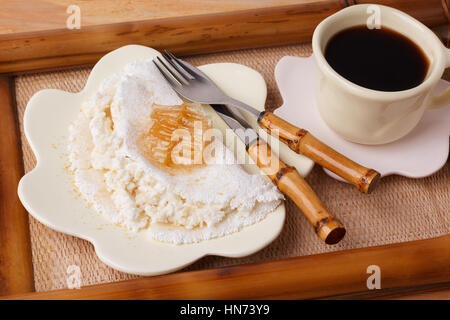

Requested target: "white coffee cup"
[{"left": 312, "top": 4, "right": 450, "bottom": 145}]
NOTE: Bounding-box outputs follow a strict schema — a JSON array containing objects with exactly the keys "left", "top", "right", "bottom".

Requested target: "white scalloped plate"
[
  {"left": 18, "top": 45, "right": 313, "bottom": 276},
  {"left": 275, "top": 55, "right": 450, "bottom": 181}
]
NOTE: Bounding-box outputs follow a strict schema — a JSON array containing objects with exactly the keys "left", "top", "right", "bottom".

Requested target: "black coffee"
[{"left": 324, "top": 26, "right": 429, "bottom": 92}]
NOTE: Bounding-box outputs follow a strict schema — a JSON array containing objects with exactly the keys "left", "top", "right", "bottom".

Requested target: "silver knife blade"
[{"left": 211, "top": 104, "right": 259, "bottom": 148}]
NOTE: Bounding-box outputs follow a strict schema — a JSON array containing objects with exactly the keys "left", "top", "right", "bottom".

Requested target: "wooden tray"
[{"left": 1, "top": 0, "right": 449, "bottom": 299}]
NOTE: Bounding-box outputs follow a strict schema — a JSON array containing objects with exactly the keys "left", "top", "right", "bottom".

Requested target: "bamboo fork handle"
[
  {"left": 248, "top": 138, "right": 346, "bottom": 245},
  {"left": 258, "top": 111, "right": 380, "bottom": 194}
]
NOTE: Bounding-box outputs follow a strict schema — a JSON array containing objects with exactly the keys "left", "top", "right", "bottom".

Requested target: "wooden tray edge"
[
  {"left": 0, "top": 76, "right": 34, "bottom": 296},
  {"left": 0, "top": 0, "right": 448, "bottom": 75},
  {"left": 2, "top": 234, "right": 450, "bottom": 299}
]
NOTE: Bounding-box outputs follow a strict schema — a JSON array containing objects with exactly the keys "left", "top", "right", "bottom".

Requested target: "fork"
[{"left": 153, "top": 51, "right": 380, "bottom": 194}]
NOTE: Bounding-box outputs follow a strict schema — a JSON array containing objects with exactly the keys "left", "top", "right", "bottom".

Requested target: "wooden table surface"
[{"left": 0, "top": 0, "right": 448, "bottom": 300}]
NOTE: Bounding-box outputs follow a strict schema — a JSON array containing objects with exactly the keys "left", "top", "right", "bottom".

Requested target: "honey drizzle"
[{"left": 138, "top": 103, "right": 212, "bottom": 174}]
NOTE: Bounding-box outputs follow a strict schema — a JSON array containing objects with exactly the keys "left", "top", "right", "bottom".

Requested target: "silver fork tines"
[
  {"left": 154, "top": 56, "right": 186, "bottom": 86},
  {"left": 152, "top": 50, "right": 261, "bottom": 117},
  {"left": 164, "top": 51, "right": 197, "bottom": 80}
]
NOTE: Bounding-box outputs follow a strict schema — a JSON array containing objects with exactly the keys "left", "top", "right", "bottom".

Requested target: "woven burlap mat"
[{"left": 15, "top": 43, "right": 450, "bottom": 292}]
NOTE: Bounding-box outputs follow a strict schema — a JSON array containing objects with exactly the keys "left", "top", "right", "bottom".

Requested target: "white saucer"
[{"left": 274, "top": 55, "right": 450, "bottom": 180}]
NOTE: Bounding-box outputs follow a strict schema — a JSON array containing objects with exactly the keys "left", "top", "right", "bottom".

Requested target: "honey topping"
[{"left": 138, "top": 103, "right": 212, "bottom": 174}]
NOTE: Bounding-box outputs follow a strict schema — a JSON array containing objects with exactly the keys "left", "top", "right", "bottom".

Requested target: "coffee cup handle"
[{"left": 428, "top": 47, "right": 450, "bottom": 109}]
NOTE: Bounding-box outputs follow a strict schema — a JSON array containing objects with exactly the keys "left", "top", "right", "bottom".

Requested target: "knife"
[{"left": 212, "top": 104, "right": 346, "bottom": 245}]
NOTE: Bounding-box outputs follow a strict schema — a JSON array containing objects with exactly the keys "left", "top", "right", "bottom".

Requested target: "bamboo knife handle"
[
  {"left": 247, "top": 138, "right": 346, "bottom": 245},
  {"left": 258, "top": 111, "right": 380, "bottom": 194}
]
